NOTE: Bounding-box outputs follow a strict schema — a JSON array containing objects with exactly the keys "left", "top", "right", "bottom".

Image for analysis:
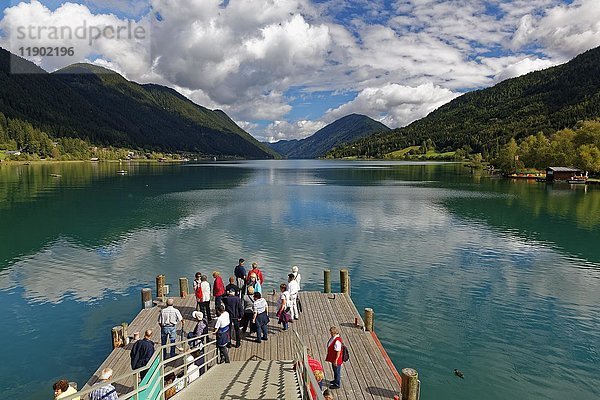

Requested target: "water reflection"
[
  {"left": 0, "top": 161, "right": 599, "bottom": 400},
  {"left": 0, "top": 163, "right": 253, "bottom": 268}
]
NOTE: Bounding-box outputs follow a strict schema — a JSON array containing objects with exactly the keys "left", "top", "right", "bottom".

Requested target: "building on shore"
[{"left": 545, "top": 166, "right": 583, "bottom": 182}]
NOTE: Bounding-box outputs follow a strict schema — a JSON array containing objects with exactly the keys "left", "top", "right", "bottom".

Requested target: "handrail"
[
  {"left": 61, "top": 331, "right": 219, "bottom": 400},
  {"left": 293, "top": 331, "right": 325, "bottom": 400}
]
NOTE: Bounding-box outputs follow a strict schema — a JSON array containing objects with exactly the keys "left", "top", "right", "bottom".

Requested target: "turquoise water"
[{"left": 0, "top": 160, "right": 599, "bottom": 399}]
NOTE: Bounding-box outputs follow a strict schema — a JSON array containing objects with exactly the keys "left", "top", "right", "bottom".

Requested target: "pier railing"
[
  {"left": 293, "top": 331, "right": 325, "bottom": 400},
  {"left": 60, "top": 332, "right": 219, "bottom": 400}
]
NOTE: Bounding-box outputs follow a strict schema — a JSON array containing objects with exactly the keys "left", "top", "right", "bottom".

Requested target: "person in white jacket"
[
  {"left": 291, "top": 265, "right": 302, "bottom": 290},
  {"left": 200, "top": 275, "right": 212, "bottom": 321},
  {"left": 287, "top": 273, "right": 300, "bottom": 320}
]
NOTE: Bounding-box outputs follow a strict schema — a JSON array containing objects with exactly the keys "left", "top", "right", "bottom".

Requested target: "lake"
[{"left": 1, "top": 160, "right": 599, "bottom": 399}]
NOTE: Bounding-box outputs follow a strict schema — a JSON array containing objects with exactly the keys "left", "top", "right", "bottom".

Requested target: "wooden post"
[
  {"left": 401, "top": 368, "right": 419, "bottom": 400},
  {"left": 112, "top": 326, "right": 123, "bottom": 349},
  {"left": 364, "top": 308, "right": 374, "bottom": 332},
  {"left": 179, "top": 277, "right": 189, "bottom": 298},
  {"left": 121, "top": 322, "right": 129, "bottom": 345},
  {"left": 141, "top": 288, "right": 152, "bottom": 309},
  {"left": 156, "top": 274, "right": 166, "bottom": 300},
  {"left": 340, "top": 269, "right": 349, "bottom": 294},
  {"left": 324, "top": 270, "right": 331, "bottom": 293}
]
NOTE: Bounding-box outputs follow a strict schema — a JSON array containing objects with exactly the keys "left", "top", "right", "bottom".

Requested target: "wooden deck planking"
[
  {"left": 316, "top": 293, "right": 368, "bottom": 400},
  {"left": 86, "top": 291, "right": 402, "bottom": 400},
  {"left": 84, "top": 295, "right": 199, "bottom": 391}
]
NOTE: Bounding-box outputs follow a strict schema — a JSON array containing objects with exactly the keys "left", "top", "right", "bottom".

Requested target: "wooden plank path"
[
  {"left": 84, "top": 295, "right": 198, "bottom": 392},
  {"left": 85, "top": 291, "right": 403, "bottom": 399}
]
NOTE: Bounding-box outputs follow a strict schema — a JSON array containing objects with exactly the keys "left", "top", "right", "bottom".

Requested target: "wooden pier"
[{"left": 83, "top": 277, "right": 408, "bottom": 400}]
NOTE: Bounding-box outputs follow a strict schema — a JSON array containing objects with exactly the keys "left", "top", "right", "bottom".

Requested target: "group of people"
[{"left": 53, "top": 259, "right": 350, "bottom": 399}]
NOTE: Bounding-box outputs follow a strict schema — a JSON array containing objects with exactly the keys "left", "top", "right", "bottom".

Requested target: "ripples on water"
[{"left": 0, "top": 161, "right": 599, "bottom": 400}]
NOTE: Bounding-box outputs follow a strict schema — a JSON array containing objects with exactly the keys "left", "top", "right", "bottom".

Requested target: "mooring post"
[
  {"left": 121, "top": 322, "right": 129, "bottom": 345},
  {"left": 401, "top": 368, "right": 419, "bottom": 400},
  {"left": 111, "top": 326, "right": 123, "bottom": 349},
  {"left": 324, "top": 269, "right": 331, "bottom": 293},
  {"left": 364, "top": 308, "right": 374, "bottom": 332},
  {"left": 340, "top": 269, "right": 349, "bottom": 294},
  {"left": 179, "top": 277, "right": 189, "bottom": 298},
  {"left": 141, "top": 288, "right": 152, "bottom": 309},
  {"left": 156, "top": 274, "right": 166, "bottom": 301}
]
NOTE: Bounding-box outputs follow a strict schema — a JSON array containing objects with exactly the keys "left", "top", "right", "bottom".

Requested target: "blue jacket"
[
  {"left": 130, "top": 338, "right": 155, "bottom": 370},
  {"left": 234, "top": 264, "right": 246, "bottom": 279},
  {"left": 223, "top": 295, "right": 244, "bottom": 319}
]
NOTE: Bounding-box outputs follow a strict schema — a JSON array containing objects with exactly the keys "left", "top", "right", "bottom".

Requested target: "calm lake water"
[{"left": 1, "top": 160, "right": 599, "bottom": 400}]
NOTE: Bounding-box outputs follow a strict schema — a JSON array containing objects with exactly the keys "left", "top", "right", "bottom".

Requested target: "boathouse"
[{"left": 545, "top": 166, "right": 581, "bottom": 182}]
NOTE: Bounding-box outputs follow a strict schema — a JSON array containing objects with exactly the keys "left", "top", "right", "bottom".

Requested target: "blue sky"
[{"left": 1, "top": 0, "right": 599, "bottom": 142}]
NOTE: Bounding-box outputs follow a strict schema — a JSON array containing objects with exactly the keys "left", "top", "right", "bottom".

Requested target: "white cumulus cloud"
[
  {"left": 1, "top": 0, "right": 600, "bottom": 142},
  {"left": 492, "top": 56, "right": 558, "bottom": 83},
  {"left": 0, "top": 1, "right": 151, "bottom": 75},
  {"left": 326, "top": 83, "right": 460, "bottom": 128},
  {"left": 264, "top": 119, "right": 327, "bottom": 142},
  {"left": 511, "top": 0, "right": 600, "bottom": 58}
]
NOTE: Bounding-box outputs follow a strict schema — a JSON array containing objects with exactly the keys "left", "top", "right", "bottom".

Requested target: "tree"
[
  {"left": 577, "top": 144, "right": 600, "bottom": 173},
  {"left": 574, "top": 120, "right": 600, "bottom": 148},
  {"left": 548, "top": 128, "right": 577, "bottom": 166},
  {"left": 496, "top": 138, "right": 518, "bottom": 172}
]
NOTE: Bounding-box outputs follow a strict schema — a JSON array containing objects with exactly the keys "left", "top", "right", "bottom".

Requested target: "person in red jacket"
[
  {"left": 193, "top": 272, "right": 203, "bottom": 311},
  {"left": 325, "top": 326, "right": 343, "bottom": 389},
  {"left": 212, "top": 271, "right": 225, "bottom": 312},
  {"left": 307, "top": 348, "right": 325, "bottom": 390},
  {"left": 248, "top": 262, "right": 264, "bottom": 285}
]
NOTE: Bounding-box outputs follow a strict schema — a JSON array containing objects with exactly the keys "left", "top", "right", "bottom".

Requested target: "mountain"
[
  {"left": 0, "top": 49, "right": 278, "bottom": 158},
  {"left": 329, "top": 46, "right": 600, "bottom": 158},
  {"left": 267, "top": 139, "right": 301, "bottom": 156},
  {"left": 267, "top": 114, "right": 390, "bottom": 158}
]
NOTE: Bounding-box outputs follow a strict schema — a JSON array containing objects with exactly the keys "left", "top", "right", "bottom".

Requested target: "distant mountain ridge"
[
  {"left": 268, "top": 114, "right": 390, "bottom": 158},
  {"left": 329, "top": 45, "right": 600, "bottom": 158},
  {"left": 0, "top": 49, "right": 278, "bottom": 158}
]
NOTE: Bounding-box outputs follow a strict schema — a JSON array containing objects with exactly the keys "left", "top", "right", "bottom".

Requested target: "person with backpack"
[
  {"left": 188, "top": 311, "right": 208, "bottom": 348},
  {"left": 240, "top": 286, "right": 255, "bottom": 334},
  {"left": 193, "top": 272, "right": 203, "bottom": 311},
  {"left": 188, "top": 311, "right": 208, "bottom": 374},
  {"left": 325, "top": 326, "right": 344, "bottom": 389},
  {"left": 249, "top": 262, "right": 264, "bottom": 285}
]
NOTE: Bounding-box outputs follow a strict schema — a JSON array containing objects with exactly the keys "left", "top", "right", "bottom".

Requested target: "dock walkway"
[{"left": 85, "top": 290, "right": 403, "bottom": 399}]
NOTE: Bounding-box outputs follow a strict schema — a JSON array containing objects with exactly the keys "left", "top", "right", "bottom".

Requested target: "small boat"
[
  {"left": 117, "top": 170, "right": 128, "bottom": 175},
  {"left": 568, "top": 178, "right": 587, "bottom": 184},
  {"left": 50, "top": 173, "right": 62, "bottom": 178},
  {"left": 568, "top": 174, "right": 588, "bottom": 184},
  {"left": 535, "top": 177, "right": 546, "bottom": 182}
]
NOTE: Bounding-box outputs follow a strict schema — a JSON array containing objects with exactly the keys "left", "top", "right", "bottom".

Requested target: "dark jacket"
[
  {"left": 225, "top": 283, "right": 240, "bottom": 296},
  {"left": 130, "top": 338, "right": 155, "bottom": 370},
  {"left": 222, "top": 295, "right": 244, "bottom": 319},
  {"left": 234, "top": 264, "right": 246, "bottom": 279}
]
